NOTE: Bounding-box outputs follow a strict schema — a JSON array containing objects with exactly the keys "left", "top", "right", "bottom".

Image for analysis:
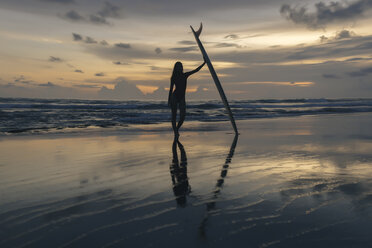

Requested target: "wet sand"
[{"left": 1, "top": 113, "right": 372, "bottom": 247}]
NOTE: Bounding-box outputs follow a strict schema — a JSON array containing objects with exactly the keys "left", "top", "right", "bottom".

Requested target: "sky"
[{"left": 0, "top": 0, "right": 372, "bottom": 100}]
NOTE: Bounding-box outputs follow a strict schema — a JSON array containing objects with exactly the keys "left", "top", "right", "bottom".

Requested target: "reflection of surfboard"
[{"left": 190, "top": 23, "right": 238, "bottom": 134}]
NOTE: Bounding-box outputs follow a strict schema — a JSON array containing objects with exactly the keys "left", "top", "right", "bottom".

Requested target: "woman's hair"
[{"left": 171, "top": 61, "right": 183, "bottom": 81}]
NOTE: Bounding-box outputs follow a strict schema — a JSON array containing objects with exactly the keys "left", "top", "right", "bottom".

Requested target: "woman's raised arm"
[{"left": 184, "top": 61, "right": 206, "bottom": 77}]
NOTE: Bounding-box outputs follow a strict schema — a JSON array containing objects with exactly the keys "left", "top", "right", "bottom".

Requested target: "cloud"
[
  {"left": 39, "top": 82, "right": 55, "bottom": 87},
  {"left": 284, "top": 35, "right": 372, "bottom": 61},
  {"left": 322, "top": 74, "right": 339, "bottom": 79},
  {"left": 62, "top": 2, "right": 123, "bottom": 26},
  {"left": 98, "top": 1, "right": 123, "bottom": 18},
  {"left": 72, "top": 33, "right": 106, "bottom": 45},
  {"left": 14, "top": 75, "right": 33, "bottom": 84},
  {"left": 89, "top": 14, "right": 110, "bottom": 25},
  {"left": 113, "top": 61, "right": 129, "bottom": 65},
  {"left": 98, "top": 78, "right": 144, "bottom": 100},
  {"left": 169, "top": 46, "right": 198, "bottom": 52},
  {"left": 84, "top": 43, "right": 163, "bottom": 62},
  {"left": 225, "top": 34, "right": 239, "bottom": 39},
  {"left": 155, "top": 47, "right": 162, "bottom": 54},
  {"left": 280, "top": 0, "right": 372, "bottom": 29},
  {"left": 320, "top": 30, "right": 355, "bottom": 43},
  {"left": 335, "top": 30, "right": 354, "bottom": 40},
  {"left": 319, "top": 35, "right": 328, "bottom": 43},
  {"left": 74, "top": 69, "right": 84, "bottom": 73},
  {"left": 49, "top": 56, "right": 63, "bottom": 62},
  {"left": 100, "top": 40, "right": 108, "bottom": 46},
  {"left": 39, "top": 0, "right": 75, "bottom": 3},
  {"left": 115, "top": 43, "right": 131, "bottom": 49},
  {"left": 0, "top": 82, "right": 93, "bottom": 99},
  {"left": 150, "top": 66, "right": 161, "bottom": 71},
  {"left": 72, "top": 33, "right": 82, "bottom": 41},
  {"left": 347, "top": 67, "right": 372, "bottom": 77},
  {"left": 85, "top": 36, "right": 97, "bottom": 44},
  {"left": 345, "top": 57, "right": 372, "bottom": 62},
  {"left": 63, "top": 10, "right": 85, "bottom": 22},
  {"left": 178, "top": 40, "right": 195, "bottom": 45},
  {"left": 95, "top": 72, "right": 105, "bottom": 77},
  {"left": 214, "top": 42, "right": 241, "bottom": 48}
]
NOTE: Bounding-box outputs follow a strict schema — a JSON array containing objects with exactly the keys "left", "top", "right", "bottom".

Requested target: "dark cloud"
[
  {"left": 62, "top": 2, "right": 123, "bottom": 26},
  {"left": 169, "top": 46, "right": 198, "bottom": 52},
  {"left": 113, "top": 61, "right": 129, "bottom": 65},
  {"left": 225, "top": 34, "right": 239, "bottom": 39},
  {"left": 319, "top": 35, "right": 328, "bottom": 43},
  {"left": 85, "top": 36, "right": 97, "bottom": 44},
  {"left": 214, "top": 42, "right": 241, "bottom": 48},
  {"left": 345, "top": 57, "right": 372, "bottom": 62},
  {"left": 100, "top": 40, "right": 108, "bottom": 46},
  {"left": 14, "top": 75, "right": 25, "bottom": 82},
  {"left": 95, "top": 72, "right": 105, "bottom": 77},
  {"left": 77, "top": 2, "right": 123, "bottom": 26},
  {"left": 155, "top": 47, "right": 162, "bottom": 54},
  {"left": 39, "top": 82, "right": 55, "bottom": 87},
  {"left": 74, "top": 69, "right": 84, "bottom": 73},
  {"left": 280, "top": 0, "right": 372, "bottom": 29},
  {"left": 72, "top": 34, "right": 104, "bottom": 45},
  {"left": 98, "top": 1, "right": 123, "bottom": 18},
  {"left": 178, "top": 40, "right": 195, "bottom": 45},
  {"left": 322, "top": 74, "right": 339, "bottom": 79},
  {"left": 347, "top": 67, "right": 372, "bottom": 77},
  {"left": 72, "top": 33, "right": 82, "bottom": 41},
  {"left": 150, "top": 66, "right": 161, "bottom": 71},
  {"left": 335, "top": 30, "right": 354, "bottom": 40},
  {"left": 39, "top": 0, "right": 75, "bottom": 3},
  {"left": 89, "top": 14, "right": 110, "bottom": 25},
  {"left": 49, "top": 56, "right": 63, "bottom": 62},
  {"left": 115, "top": 43, "right": 131, "bottom": 49},
  {"left": 14, "top": 75, "right": 32, "bottom": 84},
  {"left": 63, "top": 10, "right": 85, "bottom": 22}
]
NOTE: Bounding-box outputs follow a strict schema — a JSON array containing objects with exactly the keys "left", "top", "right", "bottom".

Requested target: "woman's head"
[{"left": 173, "top": 61, "right": 183, "bottom": 75}]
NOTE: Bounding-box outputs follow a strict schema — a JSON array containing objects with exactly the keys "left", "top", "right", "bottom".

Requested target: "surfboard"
[{"left": 190, "top": 23, "right": 238, "bottom": 134}]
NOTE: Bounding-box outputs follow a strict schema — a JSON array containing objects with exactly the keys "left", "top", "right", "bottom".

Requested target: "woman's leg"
[
  {"left": 171, "top": 97, "right": 179, "bottom": 137},
  {"left": 176, "top": 98, "right": 186, "bottom": 130}
]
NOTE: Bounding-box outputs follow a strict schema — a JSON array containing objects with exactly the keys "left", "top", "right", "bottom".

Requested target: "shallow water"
[
  {"left": 0, "top": 114, "right": 372, "bottom": 247},
  {"left": 2, "top": 97, "right": 372, "bottom": 134}
]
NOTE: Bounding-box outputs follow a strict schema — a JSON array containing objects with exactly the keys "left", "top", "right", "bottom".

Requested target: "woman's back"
[{"left": 172, "top": 73, "right": 188, "bottom": 101}]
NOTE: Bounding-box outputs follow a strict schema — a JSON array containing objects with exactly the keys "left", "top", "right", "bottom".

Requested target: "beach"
[{"left": 1, "top": 113, "right": 372, "bottom": 247}]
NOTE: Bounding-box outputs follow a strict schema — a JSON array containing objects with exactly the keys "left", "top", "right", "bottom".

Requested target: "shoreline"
[{"left": 1, "top": 112, "right": 371, "bottom": 139}]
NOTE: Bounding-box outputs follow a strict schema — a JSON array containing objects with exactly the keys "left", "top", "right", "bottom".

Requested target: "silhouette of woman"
[{"left": 168, "top": 60, "right": 206, "bottom": 138}]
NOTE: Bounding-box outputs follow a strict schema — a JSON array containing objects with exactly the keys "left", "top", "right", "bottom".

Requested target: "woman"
[{"left": 168, "top": 60, "right": 206, "bottom": 138}]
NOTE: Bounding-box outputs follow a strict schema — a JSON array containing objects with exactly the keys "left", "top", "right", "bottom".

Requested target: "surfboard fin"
[{"left": 190, "top": 23, "right": 203, "bottom": 38}]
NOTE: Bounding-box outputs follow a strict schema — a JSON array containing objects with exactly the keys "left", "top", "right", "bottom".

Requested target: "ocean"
[
  {"left": 1, "top": 97, "right": 372, "bottom": 134},
  {"left": 1, "top": 99, "right": 372, "bottom": 247}
]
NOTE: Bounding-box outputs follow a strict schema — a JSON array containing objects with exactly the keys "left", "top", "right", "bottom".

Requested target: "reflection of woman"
[
  {"left": 170, "top": 139, "right": 190, "bottom": 207},
  {"left": 168, "top": 61, "right": 205, "bottom": 138}
]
